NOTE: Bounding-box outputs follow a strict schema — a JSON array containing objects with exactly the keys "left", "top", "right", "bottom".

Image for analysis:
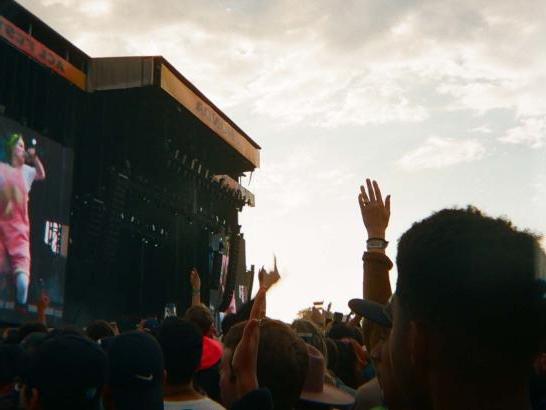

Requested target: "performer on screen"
[{"left": 0, "top": 133, "right": 45, "bottom": 309}]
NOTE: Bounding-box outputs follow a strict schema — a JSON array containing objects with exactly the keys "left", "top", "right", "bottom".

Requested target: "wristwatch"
[{"left": 366, "top": 238, "right": 389, "bottom": 250}]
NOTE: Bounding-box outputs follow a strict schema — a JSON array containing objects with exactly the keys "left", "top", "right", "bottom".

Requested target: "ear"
[{"left": 408, "top": 320, "right": 430, "bottom": 371}]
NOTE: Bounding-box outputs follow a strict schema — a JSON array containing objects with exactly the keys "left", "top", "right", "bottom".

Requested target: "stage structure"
[{"left": 0, "top": 0, "right": 260, "bottom": 326}]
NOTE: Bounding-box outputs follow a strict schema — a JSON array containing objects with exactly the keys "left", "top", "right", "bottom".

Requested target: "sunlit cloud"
[
  {"left": 78, "top": 1, "right": 112, "bottom": 17},
  {"left": 469, "top": 125, "right": 492, "bottom": 134},
  {"left": 500, "top": 116, "right": 546, "bottom": 148},
  {"left": 398, "top": 137, "right": 486, "bottom": 170},
  {"left": 23, "top": 0, "right": 546, "bottom": 130}
]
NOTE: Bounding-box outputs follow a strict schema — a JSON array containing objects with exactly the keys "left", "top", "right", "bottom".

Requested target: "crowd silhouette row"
[{"left": 1, "top": 179, "right": 545, "bottom": 410}]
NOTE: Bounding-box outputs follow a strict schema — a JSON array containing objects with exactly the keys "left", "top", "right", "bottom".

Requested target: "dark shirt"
[{"left": 232, "top": 388, "right": 273, "bottom": 410}]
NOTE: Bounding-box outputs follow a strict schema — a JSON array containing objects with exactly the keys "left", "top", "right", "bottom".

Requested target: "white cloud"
[
  {"left": 470, "top": 125, "right": 492, "bottom": 134},
  {"left": 20, "top": 0, "right": 546, "bottom": 129},
  {"left": 78, "top": 1, "right": 111, "bottom": 17},
  {"left": 398, "top": 137, "right": 486, "bottom": 170},
  {"left": 499, "top": 117, "right": 546, "bottom": 148},
  {"left": 315, "top": 71, "right": 429, "bottom": 127},
  {"left": 40, "top": 0, "right": 74, "bottom": 5}
]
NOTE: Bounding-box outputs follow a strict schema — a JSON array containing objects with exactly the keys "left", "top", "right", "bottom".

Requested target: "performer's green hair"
[{"left": 0, "top": 133, "right": 22, "bottom": 164}]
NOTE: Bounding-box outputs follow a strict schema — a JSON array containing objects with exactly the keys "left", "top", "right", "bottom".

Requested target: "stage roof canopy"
[
  {"left": 88, "top": 56, "right": 260, "bottom": 169},
  {"left": 1, "top": 0, "right": 260, "bottom": 170}
]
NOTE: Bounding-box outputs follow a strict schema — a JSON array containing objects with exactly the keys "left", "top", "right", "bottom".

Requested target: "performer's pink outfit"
[{"left": 0, "top": 165, "right": 32, "bottom": 274}]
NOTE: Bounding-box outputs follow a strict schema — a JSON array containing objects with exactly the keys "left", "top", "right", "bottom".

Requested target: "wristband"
[
  {"left": 191, "top": 289, "right": 200, "bottom": 296},
  {"left": 366, "top": 238, "right": 389, "bottom": 250}
]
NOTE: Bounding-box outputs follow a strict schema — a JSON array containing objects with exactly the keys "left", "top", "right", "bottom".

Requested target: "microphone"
[{"left": 25, "top": 139, "right": 37, "bottom": 161}]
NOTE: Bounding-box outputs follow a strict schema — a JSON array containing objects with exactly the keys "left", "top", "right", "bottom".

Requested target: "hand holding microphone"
[{"left": 25, "top": 139, "right": 37, "bottom": 163}]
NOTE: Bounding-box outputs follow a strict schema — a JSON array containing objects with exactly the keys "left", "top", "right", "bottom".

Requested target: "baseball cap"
[
  {"left": 103, "top": 331, "right": 164, "bottom": 410},
  {"left": 348, "top": 298, "right": 392, "bottom": 328},
  {"left": 23, "top": 334, "right": 107, "bottom": 405},
  {"left": 199, "top": 336, "right": 223, "bottom": 370}
]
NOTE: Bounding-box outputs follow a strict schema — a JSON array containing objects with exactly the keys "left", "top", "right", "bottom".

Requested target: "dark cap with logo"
[{"left": 102, "top": 331, "right": 164, "bottom": 410}]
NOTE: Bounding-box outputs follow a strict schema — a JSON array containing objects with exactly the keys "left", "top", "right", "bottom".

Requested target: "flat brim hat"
[
  {"left": 348, "top": 298, "right": 392, "bottom": 328},
  {"left": 299, "top": 345, "right": 354, "bottom": 407},
  {"left": 300, "top": 383, "right": 355, "bottom": 407}
]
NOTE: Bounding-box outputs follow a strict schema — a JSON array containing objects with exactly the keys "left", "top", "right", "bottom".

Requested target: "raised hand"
[
  {"left": 231, "top": 286, "right": 266, "bottom": 398},
  {"left": 190, "top": 268, "right": 201, "bottom": 291},
  {"left": 250, "top": 287, "right": 266, "bottom": 321},
  {"left": 258, "top": 255, "right": 281, "bottom": 291},
  {"left": 258, "top": 266, "right": 266, "bottom": 287},
  {"left": 190, "top": 268, "right": 201, "bottom": 306},
  {"left": 358, "top": 178, "right": 391, "bottom": 239},
  {"left": 232, "top": 318, "right": 260, "bottom": 396},
  {"left": 37, "top": 292, "right": 50, "bottom": 312}
]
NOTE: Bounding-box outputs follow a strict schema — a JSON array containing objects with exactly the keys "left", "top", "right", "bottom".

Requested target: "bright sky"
[{"left": 19, "top": 0, "right": 546, "bottom": 322}]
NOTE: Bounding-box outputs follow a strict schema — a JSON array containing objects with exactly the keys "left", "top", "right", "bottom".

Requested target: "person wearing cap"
[
  {"left": 101, "top": 331, "right": 165, "bottom": 410},
  {"left": 297, "top": 344, "right": 355, "bottom": 409},
  {"left": 158, "top": 317, "right": 225, "bottom": 409},
  {"left": 19, "top": 334, "right": 107, "bottom": 410}
]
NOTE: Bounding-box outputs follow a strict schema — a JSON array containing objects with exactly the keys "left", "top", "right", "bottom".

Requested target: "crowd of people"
[{"left": 1, "top": 178, "right": 545, "bottom": 410}]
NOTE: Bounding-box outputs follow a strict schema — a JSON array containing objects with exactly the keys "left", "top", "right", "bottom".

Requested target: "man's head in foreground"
[
  {"left": 21, "top": 334, "right": 107, "bottom": 410},
  {"left": 388, "top": 207, "right": 545, "bottom": 409},
  {"left": 221, "top": 318, "right": 309, "bottom": 409}
]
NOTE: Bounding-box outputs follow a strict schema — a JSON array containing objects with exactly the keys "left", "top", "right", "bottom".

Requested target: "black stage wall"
[
  {"left": 63, "top": 87, "right": 245, "bottom": 326},
  {"left": 1, "top": 14, "right": 250, "bottom": 326}
]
